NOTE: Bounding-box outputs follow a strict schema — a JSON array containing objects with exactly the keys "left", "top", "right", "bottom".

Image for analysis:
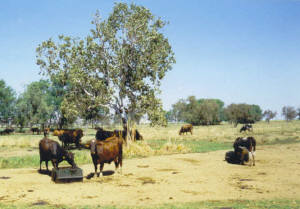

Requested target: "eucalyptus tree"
[
  {"left": 0, "top": 80, "right": 16, "bottom": 126},
  {"left": 21, "top": 80, "right": 55, "bottom": 128},
  {"left": 262, "top": 109, "right": 277, "bottom": 123},
  {"left": 282, "top": 106, "right": 297, "bottom": 122},
  {"left": 36, "top": 3, "right": 175, "bottom": 129}
]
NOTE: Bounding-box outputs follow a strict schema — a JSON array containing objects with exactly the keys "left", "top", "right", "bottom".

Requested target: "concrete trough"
[{"left": 51, "top": 167, "right": 83, "bottom": 183}]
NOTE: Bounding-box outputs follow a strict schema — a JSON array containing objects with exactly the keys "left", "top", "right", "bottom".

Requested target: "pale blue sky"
[{"left": 0, "top": 0, "right": 299, "bottom": 116}]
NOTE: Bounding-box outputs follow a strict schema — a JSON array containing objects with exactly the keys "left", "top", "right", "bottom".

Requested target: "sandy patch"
[{"left": 0, "top": 144, "right": 300, "bottom": 206}]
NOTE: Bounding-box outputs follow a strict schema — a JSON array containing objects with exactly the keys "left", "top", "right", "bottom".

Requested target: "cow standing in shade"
[{"left": 53, "top": 129, "right": 83, "bottom": 149}]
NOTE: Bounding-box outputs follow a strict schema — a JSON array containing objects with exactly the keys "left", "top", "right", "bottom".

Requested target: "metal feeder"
[{"left": 51, "top": 167, "right": 83, "bottom": 183}]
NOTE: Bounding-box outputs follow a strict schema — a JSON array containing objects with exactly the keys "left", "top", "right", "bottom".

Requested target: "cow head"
[
  {"left": 65, "top": 152, "right": 76, "bottom": 168},
  {"left": 90, "top": 139, "right": 97, "bottom": 155}
]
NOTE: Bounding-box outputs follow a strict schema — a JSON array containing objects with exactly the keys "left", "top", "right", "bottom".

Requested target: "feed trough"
[{"left": 51, "top": 167, "right": 83, "bottom": 183}]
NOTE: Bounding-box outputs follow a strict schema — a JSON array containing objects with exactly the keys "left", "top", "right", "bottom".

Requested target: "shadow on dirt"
[
  {"left": 38, "top": 170, "right": 52, "bottom": 176},
  {"left": 85, "top": 170, "right": 115, "bottom": 179}
]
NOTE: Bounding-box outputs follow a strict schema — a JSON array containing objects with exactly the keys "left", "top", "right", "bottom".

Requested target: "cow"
[
  {"left": 90, "top": 136, "right": 123, "bottom": 177},
  {"left": 95, "top": 127, "right": 115, "bottom": 141},
  {"left": 129, "top": 129, "right": 143, "bottom": 141},
  {"left": 233, "top": 136, "right": 256, "bottom": 166},
  {"left": 53, "top": 129, "right": 83, "bottom": 149},
  {"left": 31, "top": 127, "right": 40, "bottom": 135},
  {"left": 39, "top": 137, "right": 76, "bottom": 172},
  {"left": 0, "top": 128, "right": 14, "bottom": 135},
  {"left": 225, "top": 150, "right": 249, "bottom": 164},
  {"left": 240, "top": 124, "right": 253, "bottom": 133},
  {"left": 179, "top": 124, "right": 193, "bottom": 135},
  {"left": 43, "top": 128, "right": 50, "bottom": 135}
]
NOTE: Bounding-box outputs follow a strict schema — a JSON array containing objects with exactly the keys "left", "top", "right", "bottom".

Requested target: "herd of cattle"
[{"left": 0, "top": 123, "right": 256, "bottom": 178}]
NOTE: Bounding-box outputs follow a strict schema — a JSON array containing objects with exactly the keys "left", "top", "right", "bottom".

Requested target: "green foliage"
[
  {"left": 224, "top": 103, "right": 262, "bottom": 126},
  {"left": 168, "top": 96, "right": 224, "bottom": 125},
  {"left": 0, "top": 80, "right": 16, "bottom": 125},
  {"left": 263, "top": 109, "right": 277, "bottom": 123},
  {"left": 282, "top": 106, "right": 297, "bottom": 122},
  {"left": 36, "top": 3, "right": 175, "bottom": 127}
]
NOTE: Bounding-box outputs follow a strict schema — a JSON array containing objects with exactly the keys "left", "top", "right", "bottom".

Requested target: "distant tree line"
[
  {"left": 166, "top": 96, "right": 300, "bottom": 126},
  {"left": 1, "top": 80, "right": 300, "bottom": 129},
  {"left": 0, "top": 79, "right": 110, "bottom": 130}
]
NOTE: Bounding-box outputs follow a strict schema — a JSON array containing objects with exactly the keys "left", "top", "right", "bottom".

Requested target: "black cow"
[
  {"left": 240, "top": 124, "right": 253, "bottom": 133},
  {"left": 233, "top": 137, "right": 256, "bottom": 166},
  {"left": 0, "top": 128, "right": 14, "bottom": 135},
  {"left": 31, "top": 127, "right": 40, "bottom": 135},
  {"left": 39, "top": 137, "right": 76, "bottom": 171},
  {"left": 95, "top": 127, "right": 115, "bottom": 141},
  {"left": 90, "top": 136, "right": 123, "bottom": 177}
]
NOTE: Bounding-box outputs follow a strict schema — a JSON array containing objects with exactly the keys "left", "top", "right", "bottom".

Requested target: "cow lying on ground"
[
  {"left": 179, "top": 124, "right": 193, "bottom": 135},
  {"left": 233, "top": 136, "right": 256, "bottom": 166},
  {"left": 225, "top": 150, "right": 249, "bottom": 164},
  {"left": 39, "top": 137, "right": 76, "bottom": 171},
  {"left": 31, "top": 127, "right": 40, "bottom": 135},
  {"left": 0, "top": 128, "right": 14, "bottom": 135},
  {"left": 240, "top": 124, "right": 253, "bottom": 133},
  {"left": 53, "top": 129, "right": 83, "bottom": 149},
  {"left": 90, "top": 136, "right": 123, "bottom": 177}
]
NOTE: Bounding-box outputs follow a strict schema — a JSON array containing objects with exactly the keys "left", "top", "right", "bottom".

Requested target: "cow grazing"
[
  {"left": 39, "top": 137, "right": 76, "bottom": 171},
  {"left": 90, "top": 136, "right": 123, "bottom": 177},
  {"left": 240, "top": 124, "right": 253, "bottom": 133},
  {"left": 179, "top": 124, "right": 193, "bottom": 135},
  {"left": 233, "top": 136, "right": 256, "bottom": 166},
  {"left": 53, "top": 129, "right": 83, "bottom": 149},
  {"left": 31, "top": 127, "right": 40, "bottom": 135}
]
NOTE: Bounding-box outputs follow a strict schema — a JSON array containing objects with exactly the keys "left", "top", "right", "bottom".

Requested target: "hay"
[{"left": 158, "top": 142, "right": 190, "bottom": 155}]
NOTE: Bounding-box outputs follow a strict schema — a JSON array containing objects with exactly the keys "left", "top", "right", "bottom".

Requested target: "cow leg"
[
  {"left": 114, "top": 159, "right": 119, "bottom": 174},
  {"left": 93, "top": 161, "right": 98, "bottom": 177},
  {"left": 39, "top": 159, "right": 42, "bottom": 171},
  {"left": 45, "top": 160, "right": 49, "bottom": 171},
  {"left": 99, "top": 163, "right": 104, "bottom": 177},
  {"left": 118, "top": 156, "right": 123, "bottom": 174},
  {"left": 251, "top": 151, "right": 255, "bottom": 166}
]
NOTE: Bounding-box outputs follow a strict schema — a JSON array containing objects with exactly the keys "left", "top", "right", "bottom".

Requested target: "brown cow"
[
  {"left": 179, "top": 124, "right": 193, "bottom": 135},
  {"left": 53, "top": 129, "right": 83, "bottom": 149},
  {"left": 39, "top": 137, "right": 76, "bottom": 171},
  {"left": 90, "top": 136, "right": 123, "bottom": 177}
]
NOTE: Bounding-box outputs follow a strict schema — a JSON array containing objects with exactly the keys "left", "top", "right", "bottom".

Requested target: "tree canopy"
[
  {"left": 167, "top": 96, "right": 224, "bottom": 125},
  {"left": 36, "top": 2, "right": 175, "bottom": 127},
  {"left": 0, "top": 80, "right": 16, "bottom": 125}
]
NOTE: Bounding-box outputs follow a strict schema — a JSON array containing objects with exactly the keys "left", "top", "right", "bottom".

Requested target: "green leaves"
[
  {"left": 0, "top": 80, "right": 16, "bottom": 124},
  {"left": 36, "top": 3, "right": 175, "bottom": 126}
]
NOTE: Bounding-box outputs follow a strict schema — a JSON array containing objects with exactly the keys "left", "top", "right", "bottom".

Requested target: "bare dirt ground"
[{"left": 0, "top": 143, "right": 300, "bottom": 207}]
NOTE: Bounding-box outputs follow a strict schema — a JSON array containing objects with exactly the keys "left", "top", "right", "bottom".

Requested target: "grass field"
[
  {"left": 1, "top": 120, "right": 300, "bottom": 208},
  {"left": 0, "top": 120, "right": 300, "bottom": 169},
  {"left": 0, "top": 199, "right": 300, "bottom": 209}
]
